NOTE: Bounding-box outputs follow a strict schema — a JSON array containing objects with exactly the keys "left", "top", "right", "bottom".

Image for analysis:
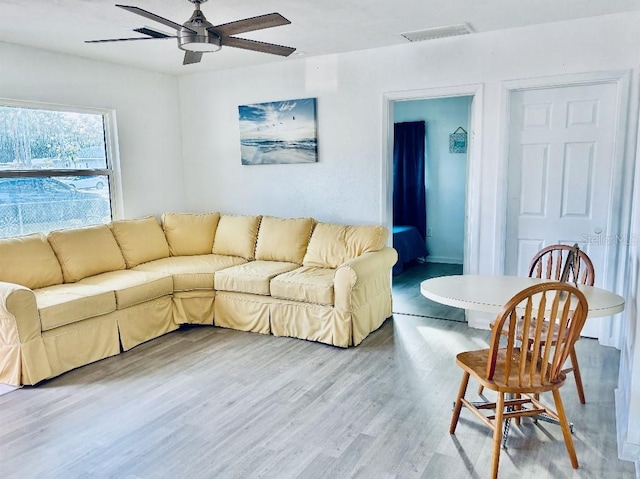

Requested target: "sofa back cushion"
[
  {"left": 110, "top": 216, "right": 170, "bottom": 268},
  {"left": 0, "top": 233, "right": 63, "bottom": 289},
  {"left": 302, "top": 223, "right": 388, "bottom": 268},
  {"left": 255, "top": 216, "right": 315, "bottom": 264},
  {"left": 346, "top": 224, "right": 389, "bottom": 259},
  {"left": 162, "top": 212, "right": 220, "bottom": 256},
  {"left": 48, "top": 225, "right": 126, "bottom": 282},
  {"left": 212, "top": 214, "right": 261, "bottom": 260}
]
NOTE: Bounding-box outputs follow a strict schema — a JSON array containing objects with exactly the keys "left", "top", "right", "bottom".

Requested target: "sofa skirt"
[
  {"left": 270, "top": 301, "right": 351, "bottom": 348},
  {"left": 213, "top": 291, "right": 355, "bottom": 348},
  {"left": 213, "top": 291, "right": 271, "bottom": 334},
  {"left": 117, "top": 295, "right": 176, "bottom": 351},
  {"left": 173, "top": 290, "right": 215, "bottom": 325},
  {"left": 41, "top": 313, "right": 120, "bottom": 381}
]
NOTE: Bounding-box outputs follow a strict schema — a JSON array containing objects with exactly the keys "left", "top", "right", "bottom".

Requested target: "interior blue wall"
[{"left": 394, "top": 96, "right": 471, "bottom": 264}]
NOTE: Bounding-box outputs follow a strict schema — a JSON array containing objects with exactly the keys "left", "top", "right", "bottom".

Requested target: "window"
[{"left": 0, "top": 101, "right": 119, "bottom": 238}]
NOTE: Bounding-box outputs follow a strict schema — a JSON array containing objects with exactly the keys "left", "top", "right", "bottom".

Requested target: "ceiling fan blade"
[
  {"left": 222, "top": 36, "right": 296, "bottom": 56},
  {"left": 134, "top": 27, "right": 173, "bottom": 39},
  {"left": 213, "top": 13, "right": 291, "bottom": 36},
  {"left": 116, "top": 4, "right": 196, "bottom": 34},
  {"left": 183, "top": 51, "right": 203, "bottom": 65},
  {"left": 85, "top": 36, "right": 175, "bottom": 43}
]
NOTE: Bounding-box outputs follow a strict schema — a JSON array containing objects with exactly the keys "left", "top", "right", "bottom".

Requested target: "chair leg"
[
  {"left": 477, "top": 384, "right": 484, "bottom": 395},
  {"left": 569, "top": 346, "right": 586, "bottom": 405},
  {"left": 552, "top": 389, "right": 579, "bottom": 469},
  {"left": 491, "top": 392, "right": 505, "bottom": 479},
  {"left": 450, "top": 372, "right": 470, "bottom": 434}
]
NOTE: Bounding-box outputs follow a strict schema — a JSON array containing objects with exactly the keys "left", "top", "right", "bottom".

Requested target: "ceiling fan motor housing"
[{"left": 178, "top": 4, "right": 221, "bottom": 52}]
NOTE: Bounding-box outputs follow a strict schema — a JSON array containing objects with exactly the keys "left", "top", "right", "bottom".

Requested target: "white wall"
[
  {"left": 0, "top": 41, "right": 185, "bottom": 218},
  {"left": 394, "top": 97, "right": 470, "bottom": 264},
  {"left": 617, "top": 131, "right": 640, "bottom": 469},
  {"left": 177, "top": 55, "right": 386, "bottom": 223},
  {"left": 178, "top": 12, "right": 640, "bottom": 468}
]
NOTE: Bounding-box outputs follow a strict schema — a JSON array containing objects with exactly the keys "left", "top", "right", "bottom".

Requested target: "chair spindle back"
[
  {"left": 529, "top": 244, "right": 595, "bottom": 286},
  {"left": 486, "top": 283, "right": 588, "bottom": 388}
]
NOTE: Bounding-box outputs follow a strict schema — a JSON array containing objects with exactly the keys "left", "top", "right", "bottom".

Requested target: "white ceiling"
[{"left": 1, "top": 0, "right": 639, "bottom": 75}]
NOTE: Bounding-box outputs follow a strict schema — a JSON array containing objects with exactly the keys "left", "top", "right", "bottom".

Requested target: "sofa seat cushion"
[
  {"left": 215, "top": 261, "right": 299, "bottom": 296},
  {"left": 35, "top": 284, "right": 116, "bottom": 331},
  {"left": 78, "top": 270, "right": 173, "bottom": 309},
  {"left": 134, "top": 254, "right": 247, "bottom": 292},
  {"left": 270, "top": 266, "right": 335, "bottom": 306}
]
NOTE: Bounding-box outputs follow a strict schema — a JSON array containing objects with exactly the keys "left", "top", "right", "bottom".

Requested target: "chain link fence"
[{"left": 0, "top": 198, "right": 111, "bottom": 237}]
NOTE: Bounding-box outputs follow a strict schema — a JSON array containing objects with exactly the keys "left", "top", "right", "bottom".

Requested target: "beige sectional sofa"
[{"left": 0, "top": 213, "right": 397, "bottom": 386}]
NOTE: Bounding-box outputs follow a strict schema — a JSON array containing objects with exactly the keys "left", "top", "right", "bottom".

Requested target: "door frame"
[
  {"left": 496, "top": 70, "right": 632, "bottom": 348},
  {"left": 382, "top": 83, "right": 484, "bottom": 276}
]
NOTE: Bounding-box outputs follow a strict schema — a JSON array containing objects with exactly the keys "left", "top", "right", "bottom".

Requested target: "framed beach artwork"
[{"left": 238, "top": 98, "right": 318, "bottom": 165}]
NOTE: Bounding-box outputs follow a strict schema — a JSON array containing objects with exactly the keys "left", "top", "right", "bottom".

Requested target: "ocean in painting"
[
  {"left": 240, "top": 139, "right": 317, "bottom": 165},
  {"left": 238, "top": 98, "right": 318, "bottom": 165}
]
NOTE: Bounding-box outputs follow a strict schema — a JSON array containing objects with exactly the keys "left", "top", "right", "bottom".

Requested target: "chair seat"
[
  {"left": 456, "top": 348, "right": 567, "bottom": 394},
  {"left": 491, "top": 317, "right": 568, "bottom": 344}
]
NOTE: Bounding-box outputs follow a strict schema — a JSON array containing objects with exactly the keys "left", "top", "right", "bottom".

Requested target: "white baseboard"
[
  {"left": 614, "top": 388, "right": 640, "bottom": 478},
  {"left": 425, "top": 256, "right": 463, "bottom": 265}
]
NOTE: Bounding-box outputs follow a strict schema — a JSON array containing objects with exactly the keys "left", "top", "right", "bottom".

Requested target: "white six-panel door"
[{"left": 505, "top": 82, "right": 619, "bottom": 338}]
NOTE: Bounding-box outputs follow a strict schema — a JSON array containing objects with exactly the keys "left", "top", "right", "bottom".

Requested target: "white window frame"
[{"left": 0, "top": 98, "right": 123, "bottom": 223}]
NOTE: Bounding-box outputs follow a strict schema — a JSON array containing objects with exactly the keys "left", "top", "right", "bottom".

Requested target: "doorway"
[
  {"left": 394, "top": 96, "right": 470, "bottom": 266},
  {"left": 384, "top": 87, "right": 482, "bottom": 322}
]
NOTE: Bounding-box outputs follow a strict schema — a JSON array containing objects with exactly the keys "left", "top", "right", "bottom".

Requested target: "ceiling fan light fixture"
[{"left": 178, "top": 33, "right": 221, "bottom": 52}]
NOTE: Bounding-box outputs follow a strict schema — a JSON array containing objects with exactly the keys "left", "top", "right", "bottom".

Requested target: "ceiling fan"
[{"left": 86, "top": 0, "right": 296, "bottom": 65}]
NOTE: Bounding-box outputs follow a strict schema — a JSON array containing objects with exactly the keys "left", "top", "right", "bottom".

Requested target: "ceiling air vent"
[{"left": 400, "top": 23, "right": 474, "bottom": 42}]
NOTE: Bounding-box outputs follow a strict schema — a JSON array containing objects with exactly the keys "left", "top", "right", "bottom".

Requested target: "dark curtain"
[{"left": 393, "top": 121, "right": 427, "bottom": 240}]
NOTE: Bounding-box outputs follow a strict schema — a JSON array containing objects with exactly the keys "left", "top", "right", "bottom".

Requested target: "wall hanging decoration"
[
  {"left": 449, "top": 126, "right": 468, "bottom": 154},
  {"left": 238, "top": 97, "right": 318, "bottom": 165}
]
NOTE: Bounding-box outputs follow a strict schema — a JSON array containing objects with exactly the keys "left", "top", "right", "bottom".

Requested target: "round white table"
[
  {"left": 421, "top": 274, "right": 625, "bottom": 438},
  {"left": 420, "top": 274, "right": 625, "bottom": 317}
]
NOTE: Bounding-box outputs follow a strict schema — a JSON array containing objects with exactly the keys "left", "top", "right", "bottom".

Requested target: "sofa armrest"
[
  {"left": 0, "top": 282, "right": 52, "bottom": 386},
  {"left": 334, "top": 247, "right": 398, "bottom": 311},
  {"left": 0, "top": 281, "right": 41, "bottom": 343}
]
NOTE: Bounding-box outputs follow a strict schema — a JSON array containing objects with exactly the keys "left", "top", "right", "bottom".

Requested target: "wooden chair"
[
  {"left": 527, "top": 244, "right": 594, "bottom": 404},
  {"left": 450, "top": 282, "right": 589, "bottom": 479},
  {"left": 478, "top": 244, "right": 594, "bottom": 403},
  {"left": 530, "top": 243, "right": 594, "bottom": 286}
]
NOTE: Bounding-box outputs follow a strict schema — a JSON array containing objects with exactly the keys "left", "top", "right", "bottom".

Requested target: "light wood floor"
[
  {"left": 0, "top": 316, "right": 634, "bottom": 478},
  {"left": 393, "top": 262, "right": 464, "bottom": 321}
]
